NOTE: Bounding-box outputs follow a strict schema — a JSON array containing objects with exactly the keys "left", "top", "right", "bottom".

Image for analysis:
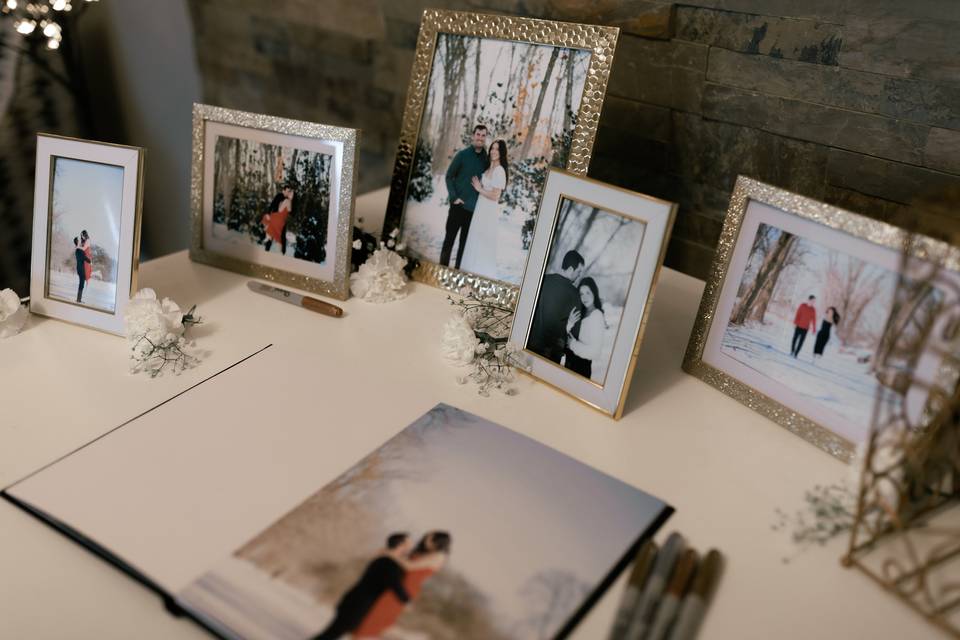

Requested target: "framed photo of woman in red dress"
[{"left": 190, "top": 104, "right": 359, "bottom": 300}]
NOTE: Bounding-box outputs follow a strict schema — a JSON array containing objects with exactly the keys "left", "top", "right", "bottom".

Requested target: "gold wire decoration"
[{"left": 843, "top": 189, "right": 960, "bottom": 638}]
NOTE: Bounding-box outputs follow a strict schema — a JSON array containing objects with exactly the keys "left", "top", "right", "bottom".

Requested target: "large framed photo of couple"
[
  {"left": 382, "top": 9, "right": 619, "bottom": 304},
  {"left": 190, "top": 104, "right": 358, "bottom": 299},
  {"left": 510, "top": 170, "right": 677, "bottom": 419},
  {"left": 29, "top": 134, "right": 145, "bottom": 335},
  {"left": 683, "top": 176, "right": 960, "bottom": 462}
]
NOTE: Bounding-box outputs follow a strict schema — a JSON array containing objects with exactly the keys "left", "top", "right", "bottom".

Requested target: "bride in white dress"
[{"left": 459, "top": 139, "right": 508, "bottom": 277}]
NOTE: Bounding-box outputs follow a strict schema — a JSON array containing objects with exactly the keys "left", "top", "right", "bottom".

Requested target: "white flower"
[
  {"left": 0, "top": 288, "right": 20, "bottom": 322},
  {"left": 350, "top": 247, "right": 408, "bottom": 303},
  {"left": 0, "top": 288, "right": 26, "bottom": 338},
  {"left": 352, "top": 239, "right": 362, "bottom": 250},
  {"left": 441, "top": 314, "right": 479, "bottom": 366},
  {"left": 124, "top": 288, "right": 186, "bottom": 358}
]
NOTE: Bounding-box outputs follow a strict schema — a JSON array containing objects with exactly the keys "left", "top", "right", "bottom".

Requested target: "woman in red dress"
[
  {"left": 80, "top": 230, "right": 93, "bottom": 282},
  {"left": 353, "top": 531, "right": 452, "bottom": 639},
  {"left": 262, "top": 185, "right": 294, "bottom": 255}
]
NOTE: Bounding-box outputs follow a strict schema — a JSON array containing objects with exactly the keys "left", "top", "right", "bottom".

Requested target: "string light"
[{"left": 1, "top": 0, "right": 97, "bottom": 49}]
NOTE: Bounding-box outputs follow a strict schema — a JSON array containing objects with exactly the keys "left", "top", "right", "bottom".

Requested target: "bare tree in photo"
[
  {"left": 518, "top": 47, "right": 559, "bottom": 160},
  {"left": 825, "top": 256, "right": 886, "bottom": 346},
  {"left": 730, "top": 228, "right": 799, "bottom": 325},
  {"left": 517, "top": 569, "right": 590, "bottom": 640}
]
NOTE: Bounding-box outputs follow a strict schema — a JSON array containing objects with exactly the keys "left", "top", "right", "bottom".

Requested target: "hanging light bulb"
[
  {"left": 42, "top": 20, "right": 59, "bottom": 37},
  {"left": 51, "top": 0, "right": 67, "bottom": 11},
  {"left": 5, "top": 1, "right": 17, "bottom": 11},
  {"left": 46, "top": 36, "right": 59, "bottom": 49}
]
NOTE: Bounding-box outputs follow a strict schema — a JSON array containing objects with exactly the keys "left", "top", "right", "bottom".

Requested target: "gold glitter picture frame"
[
  {"left": 510, "top": 170, "right": 676, "bottom": 419},
  {"left": 190, "top": 104, "right": 358, "bottom": 300},
  {"left": 683, "top": 176, "right": 960, "bottom": 462},
  {"left": 382, "top": 9, "right": 619, "bottom": 306}
]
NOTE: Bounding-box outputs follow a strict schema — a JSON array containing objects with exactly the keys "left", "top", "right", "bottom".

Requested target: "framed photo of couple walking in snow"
[
  {"left": 190, "top": 104, "right": 358, "bottom": 299},
  {"left": 684, "top": 176, "right": 960, "bottom": 462},
  {"left": 511, "top": 170, "right": 677, "bottom": 419},
  {"left": 29, "top": 134, "right": 145, "bottom": 335},
  {"left": 382, "top": 9, "right": 618, "bottom": 303}
]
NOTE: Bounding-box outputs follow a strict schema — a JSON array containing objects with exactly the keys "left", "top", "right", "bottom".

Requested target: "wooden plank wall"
[{"left": 188, "top": 0, "right": 960, "bottom": 278}]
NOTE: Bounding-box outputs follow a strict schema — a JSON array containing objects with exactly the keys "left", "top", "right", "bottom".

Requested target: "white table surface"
[{"left": 0, "top": 189, "right": 939, "bottom": 640}]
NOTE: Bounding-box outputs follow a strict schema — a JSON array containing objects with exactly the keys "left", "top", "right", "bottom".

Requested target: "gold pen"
[{"left": 246, "top": 281, "right": 344, "bottom": 318}]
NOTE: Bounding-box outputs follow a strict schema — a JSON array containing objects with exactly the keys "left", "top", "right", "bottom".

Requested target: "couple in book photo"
[
  {"left": 528, "top": 250, "right": 609, "bottom": 379},
  {"left": 314, "top": 530, "right": 452, "bottom": 640},
  {"left": 73, "top": 230, "right": 93, "bottom": 303},
  {"left": 440, "top": 124, "right": 509, "bottom": 276}
]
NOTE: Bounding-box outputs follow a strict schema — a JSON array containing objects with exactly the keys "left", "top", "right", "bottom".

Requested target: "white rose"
[
  {"left": 0, "top": 288, "right": 20, "bottom": 322},
  {"left": 350, "top": 247, "right": 408, "bottom": 303},
  {"left": 0, "top": 288, "right": 27, "bottom": 338},
  {"left": 441, "top": 314, "right": 479, "bottom": 366},
  {"left": 124, "top": 289, "right": 185, "bottom": 356}
]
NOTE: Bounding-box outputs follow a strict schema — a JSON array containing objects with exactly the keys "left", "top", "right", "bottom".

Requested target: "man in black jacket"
[
  {"left": 440, "top": 124, "right": 488, "bottom": 268},
  {"left": 313, "top": 532, "right": 412, "bottom": 640},
  {"left": 74, "top": 236, "right": 90, "bottom": 303},
  {"left": 527, "top": 250, "right": 585, "bottom": 363}
]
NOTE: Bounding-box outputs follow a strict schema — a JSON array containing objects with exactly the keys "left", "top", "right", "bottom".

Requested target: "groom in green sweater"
[{"left": 440, "top": 124, "right": 488, "bottom": 268}]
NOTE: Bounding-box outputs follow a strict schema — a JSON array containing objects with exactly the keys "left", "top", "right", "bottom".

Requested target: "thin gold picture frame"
[
  {"left": 28, "top": 133, "right": 145, "bottom": 336},
  {"left": 382, "top": 9, "right": 620, "bottom": 306},
  {"left": 510, "top": 169, "right": 677, "bottom": 419},
  {"left": 682, "top": 176, "right": 960, "bottom": 462},
  {"left": 190, "top": 104, "right": 358, "bottom": 300}
]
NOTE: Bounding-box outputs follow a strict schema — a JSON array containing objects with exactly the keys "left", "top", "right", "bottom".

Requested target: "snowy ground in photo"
[
  {"left": 720, "top": 319, "right": 898, "bottom": 427},
  {"left": 48, "top": 269, "right": 116, "bottom": 313},
  {"left": 212, "top": 222, "right": 305, "bottom": 260},
  {"left": 179, "top": 557, "right": 428, "bottom": 640},
  {"left": 402, "top": 174, "right": 530, "bottom": 285}
]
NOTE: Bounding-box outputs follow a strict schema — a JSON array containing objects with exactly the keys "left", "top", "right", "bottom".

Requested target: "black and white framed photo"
[
  {"left": 683, "top": 177, "right": 960, "bottom": 461},
  {"left": 383, "top": 10, "right": 619, "bottom": 304},
  {"left": 29, "top": 134, "right": 144, "bottom": 335},
  {"left": 190, "top": 104, "right": 358, "bottom": 300},
  {"left": 510, "top": 170, "right": 676, "bottom": 419}
]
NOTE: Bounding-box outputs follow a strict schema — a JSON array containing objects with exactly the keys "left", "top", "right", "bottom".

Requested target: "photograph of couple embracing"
[
  {"left": 525, "top": 198, "right": 648, "bottom": 385},
  {"left": 314, "top": 531, "right": 451, "bottom": 639},
  {"left": 177, "top": 405, "right": 669, "bottom": 640}
]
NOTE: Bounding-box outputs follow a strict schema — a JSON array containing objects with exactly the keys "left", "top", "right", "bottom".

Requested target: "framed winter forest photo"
[
  {"left": 190, "top": 104, "right": 358, "bottom": 299},
  {"left": 511, "top": 170, "right": 676, "bottom": 419},
  {"left": 684, "top": 177, "right": 960, "bottom": 461},
  {"left": 383, "top": 10, "right": 619, "bottom": 303},
  {"left": 29, "top": 134, "right": 144, "bottom": 335}
]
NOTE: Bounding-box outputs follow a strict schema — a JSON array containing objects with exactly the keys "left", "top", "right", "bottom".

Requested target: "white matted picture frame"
[
  {"left": 510, "top": 169, "right": 677, "bottom": 419},
  {"left": 190, "top": 104, "right": 358, "bottom": 300},
  {"left": 683, "top": 176, "right": 960, "bottom": 462},
  {"left": 382, "top": 9, "right": 619, "bottom": 305},
  {"left": 29, "top": 134, "right": 145, "bottom": 335}
]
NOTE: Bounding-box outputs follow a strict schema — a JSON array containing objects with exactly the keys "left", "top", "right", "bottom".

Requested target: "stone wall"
[{"left": 188, "top": 0, "right": 960, "bottom": 278}]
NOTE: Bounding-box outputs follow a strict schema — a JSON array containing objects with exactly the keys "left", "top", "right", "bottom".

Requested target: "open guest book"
[{"left": 2, "top": 346, "right": 672, "bottom": 640}]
